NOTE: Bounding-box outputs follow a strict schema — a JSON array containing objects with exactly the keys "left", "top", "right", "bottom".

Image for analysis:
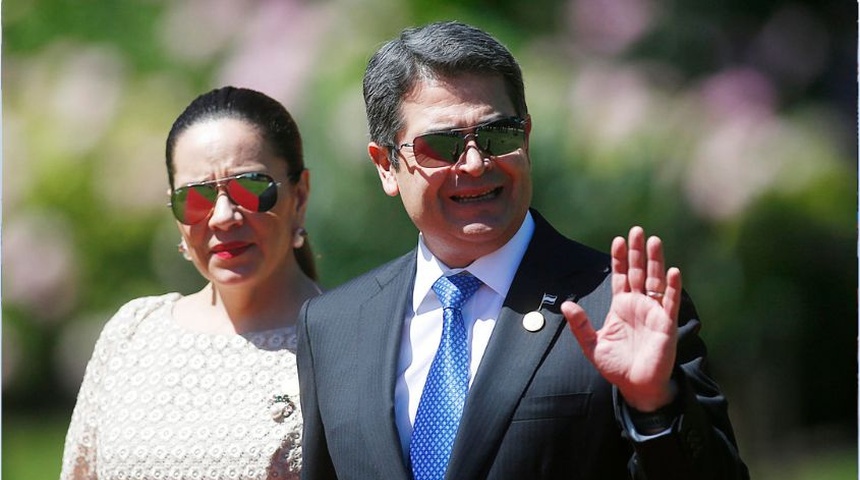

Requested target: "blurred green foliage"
[{"left": 2, "top": 0, "right": 856, "bottom": 478}]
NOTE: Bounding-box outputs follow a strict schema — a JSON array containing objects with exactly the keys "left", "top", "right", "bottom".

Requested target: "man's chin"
[
  {"left": 456, "top": 223, "right": 515, "bottom": 252},
  {"left": 456, "top": 213, "right": 521, "bottom": 241}
]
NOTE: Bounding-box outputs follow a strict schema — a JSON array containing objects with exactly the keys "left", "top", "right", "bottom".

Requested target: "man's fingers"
[
  {"left": 645, "top": 235, "right": 666, "bottom": 295},
  {"left": 663, "top": 267, "right": 683, "bottom": 321},
  {"left": 626, "top": 226, "right": 646, "bottom": 292},
  {"left": 610, "top": 236, "right": 629, "bottom": 295},
  {"left": 562, "top": 300, "right": 597, "bottom": 362}
]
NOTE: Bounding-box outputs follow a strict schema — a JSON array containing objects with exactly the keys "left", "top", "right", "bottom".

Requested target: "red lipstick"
[{"left": 211, "top": 242, "right": 252, "bottom": 259}]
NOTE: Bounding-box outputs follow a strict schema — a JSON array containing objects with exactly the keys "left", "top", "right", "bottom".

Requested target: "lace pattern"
[{"left": 60, "top": 293, "right": 303, "bottom": 480}]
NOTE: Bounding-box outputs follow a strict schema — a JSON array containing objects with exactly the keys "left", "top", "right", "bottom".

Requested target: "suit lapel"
[
  {"left": 449, "top": 304, "right": 567, "bottom": 478},
  {"left": 356, "top": 253, "right": 416, "bottom": 479},
  {"left": 446, "top": 211, "right": 608, "bottom": 478}
]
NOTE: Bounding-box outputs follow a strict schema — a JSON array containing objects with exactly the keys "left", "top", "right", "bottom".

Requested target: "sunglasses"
[
  {"left": 169, "top": 172, "right": 281, "bottom": 225},
  {"left": 396, "top": 116, "right": 528, "bottom": 168}
]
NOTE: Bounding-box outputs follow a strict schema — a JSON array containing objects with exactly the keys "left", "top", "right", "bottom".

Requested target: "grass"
[
  {"left": 750, "top": 447, "right": 858, "bottom": 480},
  {"left": 3, "top": 411, "right": 67, "bottom": 480}
]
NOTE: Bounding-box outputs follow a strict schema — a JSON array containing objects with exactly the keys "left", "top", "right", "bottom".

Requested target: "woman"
[{"left": 60, "top": 86, "right": 320, "bottom": 480}]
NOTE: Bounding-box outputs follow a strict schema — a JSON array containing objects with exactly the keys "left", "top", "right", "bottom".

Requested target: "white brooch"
[
  {"left": 269, "top": 394, "right": 296, "bottom": 422},
  {"left": 523, "top": 293, "right": 558, "bottom": 332}
]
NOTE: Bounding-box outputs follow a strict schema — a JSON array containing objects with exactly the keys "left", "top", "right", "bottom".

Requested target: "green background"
[{"left": 3, "top": 0, "right": 856, "bottom": 478}]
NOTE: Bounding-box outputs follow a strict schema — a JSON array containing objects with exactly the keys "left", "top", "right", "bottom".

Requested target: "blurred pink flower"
[
  {"left": 159, "top": 0, "right": 248, "bottom": 65},
  {"left": 684, "top": 68, "right": 780, "bottom": 220},
  {"left": 698, "top": 67, "right": 777, "bottom": 122},
  {"left": 569, "top": 64, "right": 655, "bottom": 151},
  {"left": 3, "top": 211, "right": 79, "bottom": 321},
  {"left": 6, "top": 43, "right": 125, "bottom": 160},
  {"left": 49, "top": 44, "right": 126, "bottom": 154},
  {"left": 567, "top": 0, "right": 655, "bottom": 55},
  {"left": 216, "top": 0, "right": 333, "bottom": 108},
  {"left": 684, "top": 116, "right": 780, "bottom": 220}
]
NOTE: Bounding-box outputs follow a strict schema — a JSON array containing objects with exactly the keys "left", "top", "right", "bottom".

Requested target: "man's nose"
[{"left": 455, "top": 139, "right": 490, "bottom": 176}]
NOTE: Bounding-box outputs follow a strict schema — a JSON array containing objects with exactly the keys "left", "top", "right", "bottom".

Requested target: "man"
[{"left": 297, "top": 21, "right": 749, "bottom": 479}]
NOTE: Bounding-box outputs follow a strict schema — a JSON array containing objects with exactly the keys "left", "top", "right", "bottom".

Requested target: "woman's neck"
[{"left": 175, "top": 269, "right": 321, "bottom": 335}]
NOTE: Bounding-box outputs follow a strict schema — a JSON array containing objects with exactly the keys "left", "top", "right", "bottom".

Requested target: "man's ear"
[
  {"left": 368, "top": 142, "right": 400, "bottom": 197},
  {"left": 523, "top": 114, "right": 532, "bottom": 150}
]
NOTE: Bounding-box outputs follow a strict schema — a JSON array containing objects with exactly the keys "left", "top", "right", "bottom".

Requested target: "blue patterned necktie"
[{"left": 410, "top": 272, "right": 483, "bottom": 480}]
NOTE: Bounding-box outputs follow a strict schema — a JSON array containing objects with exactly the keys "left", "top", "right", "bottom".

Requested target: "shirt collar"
[{"left": 412, "top": 211, "right": 536, "bottom": 312}]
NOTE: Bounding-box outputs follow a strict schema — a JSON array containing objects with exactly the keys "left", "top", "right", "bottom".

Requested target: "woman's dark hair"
[{"left": 165, "top": 86, "right": 317, "bottom": 281}]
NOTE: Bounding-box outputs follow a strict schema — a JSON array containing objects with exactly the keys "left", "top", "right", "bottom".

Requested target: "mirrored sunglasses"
[
  {"left": 397, "top": 116, "right": 528, "bottom": 168},
  {"left": 170, "top": 172, "right": 280, "bottom": 225}
]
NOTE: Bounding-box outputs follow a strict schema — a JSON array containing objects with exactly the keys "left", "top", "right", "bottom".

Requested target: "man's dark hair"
[{"left": 362, "top": 21, "right": 528, "bottom": 168}]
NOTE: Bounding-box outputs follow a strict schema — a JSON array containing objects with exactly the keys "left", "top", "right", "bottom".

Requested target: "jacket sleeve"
[
  {"left": 616, "top": 292, "right": 751, "bottom": 480},
  {"left": 296, "top": 300, "right": 339, "bottom": 480}
]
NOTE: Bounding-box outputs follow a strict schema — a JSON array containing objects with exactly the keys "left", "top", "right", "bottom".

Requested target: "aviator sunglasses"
[
  {"left": 169, "top": 172, "right": 282, "bottom": 225},
  {"left": 395, "top": 116, "right": 528, "bottom": 168}
]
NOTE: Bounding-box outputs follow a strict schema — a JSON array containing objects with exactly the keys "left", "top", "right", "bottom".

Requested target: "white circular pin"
[{"left": 522, "top": 311, "right": 545, "bottom": 332}]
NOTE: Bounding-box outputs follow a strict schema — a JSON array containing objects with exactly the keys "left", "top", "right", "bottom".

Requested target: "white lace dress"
[{"left": 60, "top": 293, "right": 303, "bottom": 480}]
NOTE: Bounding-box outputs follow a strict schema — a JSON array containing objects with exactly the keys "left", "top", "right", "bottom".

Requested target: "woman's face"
[{"left": 170, "top": 117, "right": 309, "bottom": 290}]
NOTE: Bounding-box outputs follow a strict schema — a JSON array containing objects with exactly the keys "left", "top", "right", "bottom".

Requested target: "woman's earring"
[
  {"left": 177, "top": 238, "right": 192, "bottom": 261},
  {"left": 293, "top": 227, "right": 307, "bottom": 249}
]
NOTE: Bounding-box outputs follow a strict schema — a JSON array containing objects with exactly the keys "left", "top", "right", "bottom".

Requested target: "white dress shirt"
[{"left": 394, "top": 212, "right": 536, "bottom": 459}]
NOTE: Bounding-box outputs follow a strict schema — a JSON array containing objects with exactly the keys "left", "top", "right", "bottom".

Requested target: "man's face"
[{"left": 369, "top": 73, "right": 532, "bottom": 268}]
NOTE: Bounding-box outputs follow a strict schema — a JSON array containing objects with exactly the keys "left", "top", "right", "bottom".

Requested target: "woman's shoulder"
[
  {"left": 100, "top": 292, "right": 183, "bottom": 339},
  {"left": 115, "top": 292, "right": 182, "bottom": 316}
]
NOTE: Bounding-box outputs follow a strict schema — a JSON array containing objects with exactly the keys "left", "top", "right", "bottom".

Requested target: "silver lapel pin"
[{"left": 522, "top": 293, "right": 556, "bottom": 332}]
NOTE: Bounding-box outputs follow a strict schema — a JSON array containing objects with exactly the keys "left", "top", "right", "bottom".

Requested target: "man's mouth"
[{"left": 451, "top": 187, "right": 502, "bottom": 203}]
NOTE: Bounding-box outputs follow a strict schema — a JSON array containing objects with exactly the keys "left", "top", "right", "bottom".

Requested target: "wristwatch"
[{"left": 628, "top": 402, "right": 679, "bottom": 434}]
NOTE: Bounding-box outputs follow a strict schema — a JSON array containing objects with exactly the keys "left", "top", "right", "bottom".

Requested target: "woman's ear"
[
  {"left": 368, "top": 142, "right": 400, "bottom": 197},
  {"left": 293, "top": 168, "right": 311, "bottom": 220}
]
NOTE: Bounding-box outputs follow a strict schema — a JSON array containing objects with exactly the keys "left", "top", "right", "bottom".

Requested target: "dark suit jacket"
[{"left": 297, "top": 210, "right": 749, "bottom": 479}]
